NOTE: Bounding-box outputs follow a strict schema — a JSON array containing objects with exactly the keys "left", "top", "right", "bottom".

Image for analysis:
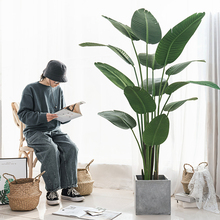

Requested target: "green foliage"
[
  {"left": 4, "top": 178, "right": 13, "bottom": 193},
  {"left": 0, "top": 190, "right": 8, "bottom": 204},
  {"left": 94, "top": 62, "right": 134, "bottom": 90},
  {"left": 98, "top": 110, "right": 136, "bottom": 129},
  {"left": 164, "top": 97, "right": 198, "bottom": 113},
  {"left": 131, "top": 9, "right": 161, "bottom": 44},
  {"left": 102, "top": 16, "right": 139, "bottom": 41},
  {"left": 124, "top": 86, "right": 156, "bottom": 114},
  {"left": 0, "top": 179, "right": 13, "bottom": 204},
  {"left": 155, "top": 13, "right": 205, "bottom": 65},
  {"left": 143, "top": 114, "right": 169, "bottom": 146},
  {"left": 80, "top": 8, "right": 220, "bottom": 180}
]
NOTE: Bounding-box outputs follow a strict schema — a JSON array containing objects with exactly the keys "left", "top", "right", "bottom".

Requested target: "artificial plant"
[{"left": 80, "top": 9, "right": 220, "bottom": 180}]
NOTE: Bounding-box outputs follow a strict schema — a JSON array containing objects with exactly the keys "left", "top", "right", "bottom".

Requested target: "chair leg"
[
  {"left": 29, "top": 151, "right": 33, "bottom": 178},
  {"left": 33, "top": 157, "right": 38, "bottom": 167}
]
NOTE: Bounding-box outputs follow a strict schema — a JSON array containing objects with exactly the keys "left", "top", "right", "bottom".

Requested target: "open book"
[
  {"left": 53, "top": 205, "right": 121, "bottom": 219},
  {"left": 55, "top": 101, "right": 85, "bottom": 123}
]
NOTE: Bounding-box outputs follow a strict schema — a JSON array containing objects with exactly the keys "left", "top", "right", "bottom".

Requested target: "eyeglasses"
[{"left": 54, "top": 81, "right": 60, "bottom": 84}]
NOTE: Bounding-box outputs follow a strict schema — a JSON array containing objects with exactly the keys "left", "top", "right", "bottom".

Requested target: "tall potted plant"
[{"left": 80, "top": 9, "right": 219, "bottom": 214}]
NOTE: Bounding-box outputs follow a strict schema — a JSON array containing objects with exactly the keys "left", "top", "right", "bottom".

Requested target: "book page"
[
  {"left": 55, "top": 101, "right": 85, "bottom": 123},
  {"left": 52, "top": 205, "right": 121, "bottom": 219}
]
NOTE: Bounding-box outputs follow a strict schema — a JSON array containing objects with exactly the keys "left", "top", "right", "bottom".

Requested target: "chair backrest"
[
  {"left": 11, "top": 102, "right": 21, "bottom": 127},
  {"left": 11, "top": 102, "right": 37, "bottom": 178},
  {"left": 11, "top": 102, "right": 25, "bottom": 149}
]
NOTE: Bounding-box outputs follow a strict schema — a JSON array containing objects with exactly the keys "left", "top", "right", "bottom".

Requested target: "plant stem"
[
  {"left": 154, "top": 145, "right": 160, "bottom": 180},
  {"left": 145, "top": 12, "right": 149, "bottom": 91},
  {"left": 157, "top": 66, "right": 166, "bottom": 115},
  {"left": 144, "top": 144, "right": 151, "bottom": 180},
  {"left": 150, "top": 146, "right": 154, "bottom": 180},
  {"left": 160, "top": 75, "right": 170, "bottom": 100},
  {"left": 131, "top": 40, "right": 143, "bottom": 87},
  {"left": 131, "top": 128, "right": 143, "bottom": 159},
  {"left": 132, "top": 66, "right": 140, "bottom": 87},
  {"left": 151, "top": 60, "right": 156, "bottom": 120},
  {"left": 161, "top": 95, "right": 171, "bottom": 114},
  {"left": 145, "top": 46, "right": 148, "bottom": 92},
  {"left": 136, "top": 113, "right": 143, "bottom": 149}
]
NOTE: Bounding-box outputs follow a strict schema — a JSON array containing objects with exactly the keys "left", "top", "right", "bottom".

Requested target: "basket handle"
[
  {"left": 183, "top": 163, "right": 194, "bottom": 173},
  {"left": 85, "top": 159, "right": 94, "bottom": 170},
  {"left": 198, "top": 162, "right": 208, "bottom": 167},
  {"left": 33, "top": 171, "right": 46, "bottom": 183},
  {"left": 2, "top": 173, "right": 16, "bottom": 183}
]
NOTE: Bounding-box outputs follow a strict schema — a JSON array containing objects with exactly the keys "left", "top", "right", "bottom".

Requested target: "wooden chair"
[{"left": 11, "top": 102, "right": 38, "bottom": 178}]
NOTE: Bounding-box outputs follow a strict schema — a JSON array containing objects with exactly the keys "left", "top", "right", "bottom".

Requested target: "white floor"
[{"left": 0, "top": 181, "right": 220, "bottom": 220}]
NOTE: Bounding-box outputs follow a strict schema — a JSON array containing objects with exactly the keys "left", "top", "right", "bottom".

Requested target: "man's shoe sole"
[
  {"left": 61, "top": 195, "right": 85, "bottom": 202},
  {"left": 47, "top": 200, "right": 60, "bottom": 205}
]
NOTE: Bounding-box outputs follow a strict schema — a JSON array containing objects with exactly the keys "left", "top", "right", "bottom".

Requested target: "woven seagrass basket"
[
  {"left": 3, "top": 171, "right": 45, "bottom": 211},
  {"left": 75, "top": 159, "right": 94, "bottom": 196},
  {"left": 181, "top": 162, "right": 208, "bottom": 194},
  {"left": 181, "top": 163, "right": 194, "bottom": 194}
]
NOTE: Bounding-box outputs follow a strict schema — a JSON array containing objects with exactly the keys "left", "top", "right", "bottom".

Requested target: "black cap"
[{"left": 43, "top": 60, "right": 67, "bottom": 82}]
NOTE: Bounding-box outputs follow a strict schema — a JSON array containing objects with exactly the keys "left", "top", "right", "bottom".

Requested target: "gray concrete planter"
[{"left": 135, "top": 175, "right": 171, "bottom": 215}]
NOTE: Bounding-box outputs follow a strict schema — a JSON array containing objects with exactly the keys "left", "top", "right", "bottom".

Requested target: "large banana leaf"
[
  {"left": 164, "top": 97, "right": 198, "bottom": 112},
  {"left": 124, "top": 86, "right": 156, "bottom": 114},
  {"left": 102, "top": 16, "right": 139, "bottom": 41},
  {"left": 95, "top": 62, "right": 134, "bottom": 90},
  {"left": 108, "top": 45, "right": 134, "bottom": 66},
  {"left": 189, "top": 81, "right": 220, "bottom": 89},
  {"left": 131, "top": 8, "right": 161, "bottom": 44},
  {"left": 143, "top": 114, "right": 169, "bottom": 146},
  {"left": 143, "top": 78, "right": 167, "bottom": 96},
  {"left": 98, "top": 110, "right": 136, "bottom": 129},
  {"left": 165, "top": 81, "right": 220, "bottom": 95},
  {"left": 138, "top": 53, "right": 163, "bottom": 70},
  {"left": 155, "top": 12, "right": 205, "bottom": 66},
  {"left": 165, "top": 82, "right": 189, "bottom": 95},
  {"left": 165, "top": 60, "right": 205, "bottom": 76},
  {"left": 80, "top": 42, "right": 134, "bottom": 66}
]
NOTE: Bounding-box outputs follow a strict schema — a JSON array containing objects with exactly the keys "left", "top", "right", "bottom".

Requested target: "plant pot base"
[{"left": 135, "top": 175, "right": 171, "bottom": 215}]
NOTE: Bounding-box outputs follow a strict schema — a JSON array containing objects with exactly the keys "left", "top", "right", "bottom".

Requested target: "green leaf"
[
  {"left": 165, "top": 82, "right": 189, "bottom": 95},
  {"left": 131, "top": 8, "right": 161, "bottom": 44},
  {"left": 143, "top": 78, "right": 168, "bottom": 96},
  {"left": 164, "top": 97, "right": 198, "bottom": 112},
  {"left": 138, "top": 53, "right": 163, "bottom": 69},
  {"left": 166, "top": 60, "right": 205, "bottom": 76},
  {"left": 143, "top": 114, "right": 169, "bottom": 146},
  {"left": 165, "top": 81, "right": 220, "bottom": 95},
  {"left": 124, "top": 86, "right": 156, "bottom": 114},
  {"left": 107, "top": 45, "right": 134, "bottom": 66},
  {"left": 156, "top": 12, "right": 205, "bottom": 65},
  {"left": 95, "top": 62, "right": 134, "bottom": 90},
  {"left": 79, "top": 42, "right": 106, "bottom": 47},
  {"left": 98, "top": 110, "right": 136, "bottom": 129},
  {"left": 80, "top": 42, "right": 134, "bottom": 66},
  {"left": 189, "top": 81, "right": 220, "bottom": 90},
  {"left": 102, "top": 15, "right": 139, "bottom": 41}
]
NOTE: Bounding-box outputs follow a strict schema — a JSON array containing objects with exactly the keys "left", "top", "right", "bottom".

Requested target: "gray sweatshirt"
[{"left": 18, "top": 82, "right": 66, "bottom": 134}]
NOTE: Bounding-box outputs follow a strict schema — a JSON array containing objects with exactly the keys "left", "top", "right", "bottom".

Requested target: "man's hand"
[{"left": 46, "top": 113, "right": 58, "bottom": 122}]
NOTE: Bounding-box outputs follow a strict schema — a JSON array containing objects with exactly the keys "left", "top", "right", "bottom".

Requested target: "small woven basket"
[
  {"left": 75, "top": 159, "right": 94, "bottom": 196},
  {"left": 181, "top": 162, "right": 208, "bottom": 194},
  {"left": 3, "top": 171, "right": 45, "bottom": 211},
  {"left": 181, "top": 163, "right": 194, "bottom": 194}
]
